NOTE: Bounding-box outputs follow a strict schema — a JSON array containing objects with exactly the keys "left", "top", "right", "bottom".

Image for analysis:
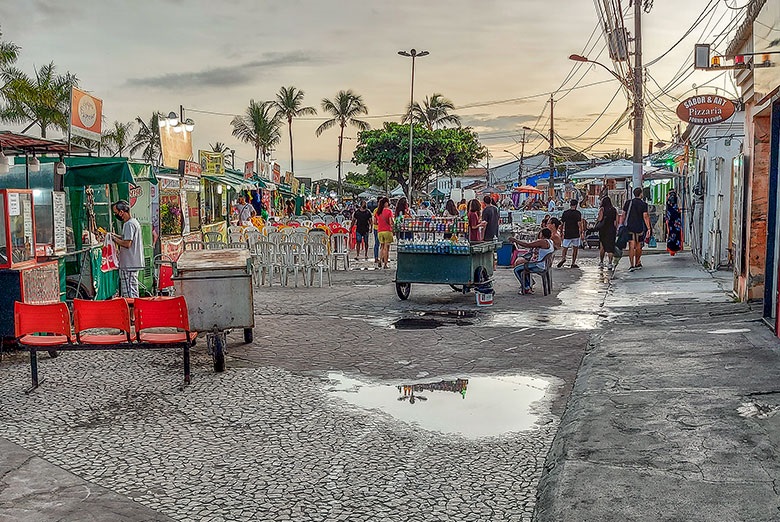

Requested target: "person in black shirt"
[
  {"left": 352, "top": 201, "right": 373, "bottom": 260},
  {"left": 481, "top": 195, "right": 499, "bottom": 241},
  {"left": 620, "top": 187, "right": 651, "bottom": 271},
  {"left": 556, "top": 199, "right": 585, "bottom": 268}
]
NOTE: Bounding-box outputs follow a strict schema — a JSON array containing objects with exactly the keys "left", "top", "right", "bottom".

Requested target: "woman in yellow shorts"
[{"left": 375, "top": 197, "right": 394, "bottom": 269}]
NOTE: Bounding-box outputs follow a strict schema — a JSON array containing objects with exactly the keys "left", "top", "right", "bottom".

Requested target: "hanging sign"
[
  {"left": 52, "top": 191, "right": 67, "bottom": 253},
  {"left": 244, "top": 161, "right": 255, "bottom": 180},
  {"left": 676, "top": 95, "right": 736, "bottom": 125},
  {"left": 70, "top": 87, "right": 103, "bottom": 141},
  {"left": 199, "top": 150, "right": 225, "bottom": 176},
  {"left": 178, "top": 159, "right": 202, "bottom": 177}
]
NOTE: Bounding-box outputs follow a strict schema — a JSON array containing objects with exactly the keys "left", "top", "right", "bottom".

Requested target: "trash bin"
[{"left": 496, "top": 242, "right": 514, "bottom": 266}]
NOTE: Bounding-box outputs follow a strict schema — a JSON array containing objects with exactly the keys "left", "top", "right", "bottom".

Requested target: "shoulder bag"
[{"left": 615, "top": 199, "right": 634, "bottom": 250}]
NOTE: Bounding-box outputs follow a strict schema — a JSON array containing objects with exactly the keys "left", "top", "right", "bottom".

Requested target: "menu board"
[
  {"left": 8, "top": 192, "right": 19, "bottom": 216},
  {"left": 22, "top": 200, "right": 33, "bottom": 241},
  {"left": 52, "top": 191, "right": 67, "bottom": 253}
]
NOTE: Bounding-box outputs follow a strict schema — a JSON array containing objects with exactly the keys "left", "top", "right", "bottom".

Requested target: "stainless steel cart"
[{"left": 172, "top": 249, "right": 254, "bottom": 372}]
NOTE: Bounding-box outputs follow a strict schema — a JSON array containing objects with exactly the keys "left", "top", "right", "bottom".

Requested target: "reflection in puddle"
[{"left": 326, "top": 372, "right": 554, "bottom": 439}]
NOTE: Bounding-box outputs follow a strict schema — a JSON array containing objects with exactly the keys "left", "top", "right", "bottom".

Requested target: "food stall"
[
  {"left": 158, "top": 162, "right": 203, "bottom": 261},
  {"left": 0, "top": 189, "right": 60, "bottom": 341},
  {"left": 393, "top": 216, "right": 497, "bottom": 301}
]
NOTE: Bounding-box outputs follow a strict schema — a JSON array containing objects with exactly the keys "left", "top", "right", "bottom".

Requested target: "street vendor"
[{"left": 110, "top": 200, "right": 144, "bottom": 298}]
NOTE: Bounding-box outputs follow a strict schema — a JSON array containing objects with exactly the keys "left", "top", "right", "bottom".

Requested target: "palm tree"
[
  {"left": 316, "top": 90, "right": 370, "bottom": 194},
  {"left": 102, "top": 120, "right": 134, "bottom": 157},
  {"left": 0, "top": 61, "right": 78, "bottom": 137},
  {"left": 0, "top": 29, "right": 19, "bottom": 69},
  {"left": 272, "top": 86, "right": 317, "bottom": 175},
  {"left": 402, "top": 93, "right": 460, "bottom": 130},
  {"left": 231, "top": 100, "right": 281, "bottom": 175},
  {"left": 130, "top": 113, "right": 162, "bottom": 164},
  {"left": 209, "top": 141, "right": 233, "bottom": 168}
]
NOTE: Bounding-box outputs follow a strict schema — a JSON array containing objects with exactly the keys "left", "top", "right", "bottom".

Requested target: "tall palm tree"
[
  {"left": 0, "top": 29, "right": 19, "bottom": 69},
  {"left": 272, "top": 86, "right": 316, "bottom": 175},
  {"left": 402, "top": 93, "right": 460, "bottom": 130},
  {"left": 102, "top": 120, "right": 134, "bottom": 157},
  {"left": 130, "top": 113, "right": 162, "bottom": 165},
  {"left": 0, "top": 61, "right": 78, "bottom": 137},
  {"left": 316, "top": 90, "right": 370, "bottom": 194},
  {"left": 231, "top": 100, "right": 281, "bottom": 175}
]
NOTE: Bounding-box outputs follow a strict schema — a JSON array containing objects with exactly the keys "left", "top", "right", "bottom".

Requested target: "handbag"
[
  {"left": 100, "top": 234, "right": 120, "bottom": 272},
  {"left": 592, "top": 219, "right": 605, "bottom": 231},
  {"left": 615, "top": 199, "right": 634, "bottom": 250}
]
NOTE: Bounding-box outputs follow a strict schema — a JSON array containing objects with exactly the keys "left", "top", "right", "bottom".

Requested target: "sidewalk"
[{"left": 535, "top": 252, "right": 780, "bottom": 521}]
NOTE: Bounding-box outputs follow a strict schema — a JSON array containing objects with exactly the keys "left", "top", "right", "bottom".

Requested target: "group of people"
[{"left": 504, "top": 186, "right": 683, "bottom": 292}]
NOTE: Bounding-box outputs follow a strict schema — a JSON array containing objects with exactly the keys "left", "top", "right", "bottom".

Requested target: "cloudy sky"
[{"left": 1, "top": 0, "right": 743, "bottom": 179}]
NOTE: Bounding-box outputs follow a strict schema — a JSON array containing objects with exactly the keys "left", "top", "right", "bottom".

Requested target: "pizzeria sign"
[{"left": 676, "top": 95, "right": 736, "bottom": 125}]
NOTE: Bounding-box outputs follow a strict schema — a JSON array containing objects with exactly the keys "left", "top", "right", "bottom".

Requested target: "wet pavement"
[
  {"left": 535, "top": 252, "right": 780, "bottom": 521},
  {"left": 0, "top": 248, "right": 607, "bottom": 521}
]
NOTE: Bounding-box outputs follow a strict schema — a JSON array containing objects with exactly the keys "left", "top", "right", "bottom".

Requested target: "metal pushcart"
[
  {"left": 172, "top": 248, "right": 254, "bottom": 372},
  {"left": 393, "top": 217, "right": 498, "bottom": 300}
]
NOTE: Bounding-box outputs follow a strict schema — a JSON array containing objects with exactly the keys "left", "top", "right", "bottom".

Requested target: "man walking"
[
  {"left": 236, "top": 195, "right": 254, "bottom": 225},
  {"left": 111, "top": 200, "right": 144, "bottom": 298},
  {"left": 556, "top": 199, "right": 584, "bottom": 269},
  {"left": 620, "top": 187, "right": 651, "bottom": 272},
  {"left": 481, "top": 195, "right": 499, "bottom": 241},
  {"left": 353, "top": 201, "right": 372, "bottom": 260}
]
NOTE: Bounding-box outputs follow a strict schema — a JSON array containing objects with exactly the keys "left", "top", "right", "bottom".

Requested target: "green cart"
[{"left": 394, "top": 240, "right": 497, "bottom": 300}]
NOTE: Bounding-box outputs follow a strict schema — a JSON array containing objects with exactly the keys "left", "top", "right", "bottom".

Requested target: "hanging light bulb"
[
  {"left": 167, "top": 111, "right": 179, "bottom": 127},
  {"left": 55, "top": 161, "right": 67, "bottom": 175},
  {"left": 184, "top": 118, "right": 195, "bottom": 132},
  {"left": 173, "top": 123, "right": 183, "bottom": 133},
  {"left": 157, "top": 114, "right": 167, "bottom": 128}
]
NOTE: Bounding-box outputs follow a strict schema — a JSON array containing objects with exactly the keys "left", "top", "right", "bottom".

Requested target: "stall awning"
[{"left": 63, "top": 157, "right": 140, "bottom": 187}]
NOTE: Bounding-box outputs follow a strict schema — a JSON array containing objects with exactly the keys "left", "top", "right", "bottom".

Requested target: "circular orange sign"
[{"left": 676, "top": 95, "right": 736, "bottom": 125}]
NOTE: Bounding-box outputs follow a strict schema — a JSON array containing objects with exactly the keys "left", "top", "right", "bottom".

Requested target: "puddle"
[
  {"left": 707, "top": 328, "right": 750, "bottom": 334},
  {"left": 390, "top": 310, "right": 478, "bottom": 329},
  {"left": 325, "top": 372, "right": 554, "bottom": 438}
]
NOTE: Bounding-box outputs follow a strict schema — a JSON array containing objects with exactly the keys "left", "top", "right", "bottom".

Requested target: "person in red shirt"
[
  {"left": 375, "top": 197, "right": 394, "bottom": 269},
  {"left": 467, "top": 199, "right": 486, "bottom": 242}
]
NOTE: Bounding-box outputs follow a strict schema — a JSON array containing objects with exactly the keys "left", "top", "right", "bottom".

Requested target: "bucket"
[
  {"left": 496, "top": 243, "right": 513, "bottom": 266},
  {"left": 476, "top": 291, "right": 494, "bottom": 306}
]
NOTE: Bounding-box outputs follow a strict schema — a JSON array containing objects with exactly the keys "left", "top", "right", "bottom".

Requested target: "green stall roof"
[{"left": 62, "top": 157, "right": 150, "bottom": 187}]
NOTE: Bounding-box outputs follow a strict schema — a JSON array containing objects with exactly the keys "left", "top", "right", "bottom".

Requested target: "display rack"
[{"left": 396, "top": 216, "right": 471, "bottom": 255}]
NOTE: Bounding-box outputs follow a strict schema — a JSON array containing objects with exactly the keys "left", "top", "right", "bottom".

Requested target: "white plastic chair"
[
  {"left": 267, "top": 232, "right": 284, "bottom": 246},
  {"left": 306, "top": 243, "right": 332, "bottom": 287},
  {"left": 245, "top": 229, "right": 261, "bottom": 249},
  {"left": 228, "top": 231, "right": 243, "bottom": 243},
  {"left": 228, "top": 225, "right": 243, "bottom": 236},
  {"left": 330, "top": 232, "right": 350, "bottom": 271},
  {"left": 277, "top": 242, "right": 307, "bottom": 287},
  {"left": 251, "top": 240, "right": 278, "bottom": 286},
  {"left": 289, "top": 232, "right": 307, "bottom": 246}
]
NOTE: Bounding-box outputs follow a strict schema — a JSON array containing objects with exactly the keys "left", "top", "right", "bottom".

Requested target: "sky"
[{"left": 0, "top": 0, "right": 745, "bottom": 180}]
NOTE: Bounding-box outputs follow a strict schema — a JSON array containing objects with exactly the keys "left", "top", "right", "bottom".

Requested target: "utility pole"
[
  {"left": 631, "top": 0, "right": 643, "bottom": 190},
  {"left": 548, "top": 94, "right": 555, "bottom": 200},
  {"left": 519, "top": 129, "right": 526, "bottom": 186}
]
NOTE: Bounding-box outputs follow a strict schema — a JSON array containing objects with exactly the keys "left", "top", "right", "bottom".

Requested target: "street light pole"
[
  {"left": 398, "top": 48, "right": 429, "bottom": 203},
  {"left": 503, "top": 149, "right": 523, "bottom": 186},
  {"left": 548, "top": 94, "right": 555, "bottom": 200}
]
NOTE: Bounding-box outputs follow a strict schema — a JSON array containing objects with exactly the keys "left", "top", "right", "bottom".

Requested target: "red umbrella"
[{"left": 514, "top": 185, "right": 544, "bottom": 195}]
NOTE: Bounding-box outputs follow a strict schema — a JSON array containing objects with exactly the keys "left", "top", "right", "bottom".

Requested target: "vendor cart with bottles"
[{"left": 393, "top": 216, "right": 497, "bottom": 300}]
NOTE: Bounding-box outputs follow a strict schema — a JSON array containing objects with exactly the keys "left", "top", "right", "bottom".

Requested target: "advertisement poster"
[
  {"left": 160, "top": 124, "right": 194, "bottom": 169},
  {"left": 244, "top": 161, "right": 255, "bottom": 180},
  {"left": 52, "top": 191, "right": 67, "bottom": 253},
  {"left": 70, "top": 87, "right": 103, "bottom": 141},
  {"left": 199, "top": 150, "right": 225, "bottom": 176},
  {"left": 273, "top": 163, "right": 281, "bottom": 184},
  {"left": 262, "top": 191, "right": 272, "bottom": 215}
]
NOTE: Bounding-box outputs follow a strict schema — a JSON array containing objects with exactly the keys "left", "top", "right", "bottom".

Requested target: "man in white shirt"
[
  {"left": 237, "top": 195, "right": 255, "bottom": 225},
  {"left": 111, "top": 200, "right": 144, "bottom": 298},
  {"left": 417, "top": 201, "right": 434, "bottom": 218},
  {"left": 547, "top": 198, "right": 556, "bottom": 212}
]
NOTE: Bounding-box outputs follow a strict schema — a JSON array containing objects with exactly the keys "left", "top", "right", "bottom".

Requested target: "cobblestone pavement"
[{"left": 0, "top": 250, "right": 609, "bottom": 521}]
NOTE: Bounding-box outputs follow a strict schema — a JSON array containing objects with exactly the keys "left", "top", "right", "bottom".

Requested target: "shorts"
[
  {"left": 355, "top": 231, "right": 369, "bottom": 244},
  {"left": 562, "top": 238, "right": 582, "bottom": 248},
  {"left": 378, "top": 231, "right": 394, "bottom": 244},
  {"left": 629, "top": 231, "right": 644, "bottom": 243}
]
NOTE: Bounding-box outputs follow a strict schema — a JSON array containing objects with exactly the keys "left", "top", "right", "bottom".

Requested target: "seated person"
[{"left": 509, "top": 228, "right": 555, "bottom": 294}]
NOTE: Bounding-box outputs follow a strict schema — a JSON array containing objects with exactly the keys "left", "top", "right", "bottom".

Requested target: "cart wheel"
[
  {"left": 212, "top": 336, "right": 225, "bottom": 373},
  {"left": 474, "top": 266, "right": 489, "bottom": 284},
  {"left": 449, "top": 285, "right": 464, "bottom": 293},
  {"left": 243, "top": 328, "right": 253, "bottom": 344},
  {"left": 396, "top": 282, "right": 411, "bottom": 300},
  {"left": 48, "top": 349, "right": 59, "bottom": 358}
]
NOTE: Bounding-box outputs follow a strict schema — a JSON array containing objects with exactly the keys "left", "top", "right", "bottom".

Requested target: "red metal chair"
[
  {"left": 15, "top": 301, "right": 72, "bottom": 391},
  {"left": 133, "top": 296, "right": 197, "bottom": 344},
  {"left": 73, "top": 298, "right": 133, "bottom": 344}
]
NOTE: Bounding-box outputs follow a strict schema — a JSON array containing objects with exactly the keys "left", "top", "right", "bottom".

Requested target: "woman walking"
[
  {"left": 467, "top": 199, "right": 486, "bottom": 242},
  {"left": 665, "top": 190, "right": 682, "bottom": 255},
  {"left": 375, "top": 197, "right": 394, "bottom": 269},
  {"left": 597, "top": 196, "right": 618, "bottom": 270}
]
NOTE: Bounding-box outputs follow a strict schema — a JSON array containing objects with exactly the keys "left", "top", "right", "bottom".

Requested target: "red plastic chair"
[
  {"left": 14, "top": 301, "right": 72, "bottom": 347},
  {"left": 134, "top": 296, "right": 197, "bottom": 344},
  {"left": 328, "top": 222, "right": 342, "bottom": 232},
  {"left": 288, "top": 221, "right": 300, "bottom": 228},
  {"left": 73, "top": 298, "right": 133, "bottom": 344}
]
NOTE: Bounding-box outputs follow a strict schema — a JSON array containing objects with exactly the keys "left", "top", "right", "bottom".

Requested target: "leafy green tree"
[
  {"left": 402, "top": 93, "right": 460, "bottom": 130},
  {"left": 272, "top": 86, "right": 316, "bottom": 175},
  {"left": 130, "top": 113, "right": 162, "bottom": 164},
  {"left": 352, "top": 122, "right": 485, "bottom": 196},
  {"left": 231, "top": 100, "right": 281, "bottom": 173},
  {"left": 0, "top": 61, "right": 78, "bottom": 137},
  {"left": 345, "top": 164, "right": 389, "bottom": 191},
  {"left": 101, "top": 120, "right": 134, "bottom": 157},
  {"left": 316, "top": 90, "right": 370, "bottom": 195}
]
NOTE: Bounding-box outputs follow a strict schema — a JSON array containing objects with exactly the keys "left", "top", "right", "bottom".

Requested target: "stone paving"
[{"left": 0, "top": 251, "right": 608, "bottom": 521}]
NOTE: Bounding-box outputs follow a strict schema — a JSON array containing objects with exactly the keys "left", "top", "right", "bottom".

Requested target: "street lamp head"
[
  {"left": 398, "top": 51, "right": 411, "bottom": 57},
  {"left": 522, "top": 126, "right": 531, "bottom": 131},
  {"left": 569, "top": 54, "right": 589, "bottom": 62},
  {"left": 417, "top": 50, "right": 429, "bottom": 57}
]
